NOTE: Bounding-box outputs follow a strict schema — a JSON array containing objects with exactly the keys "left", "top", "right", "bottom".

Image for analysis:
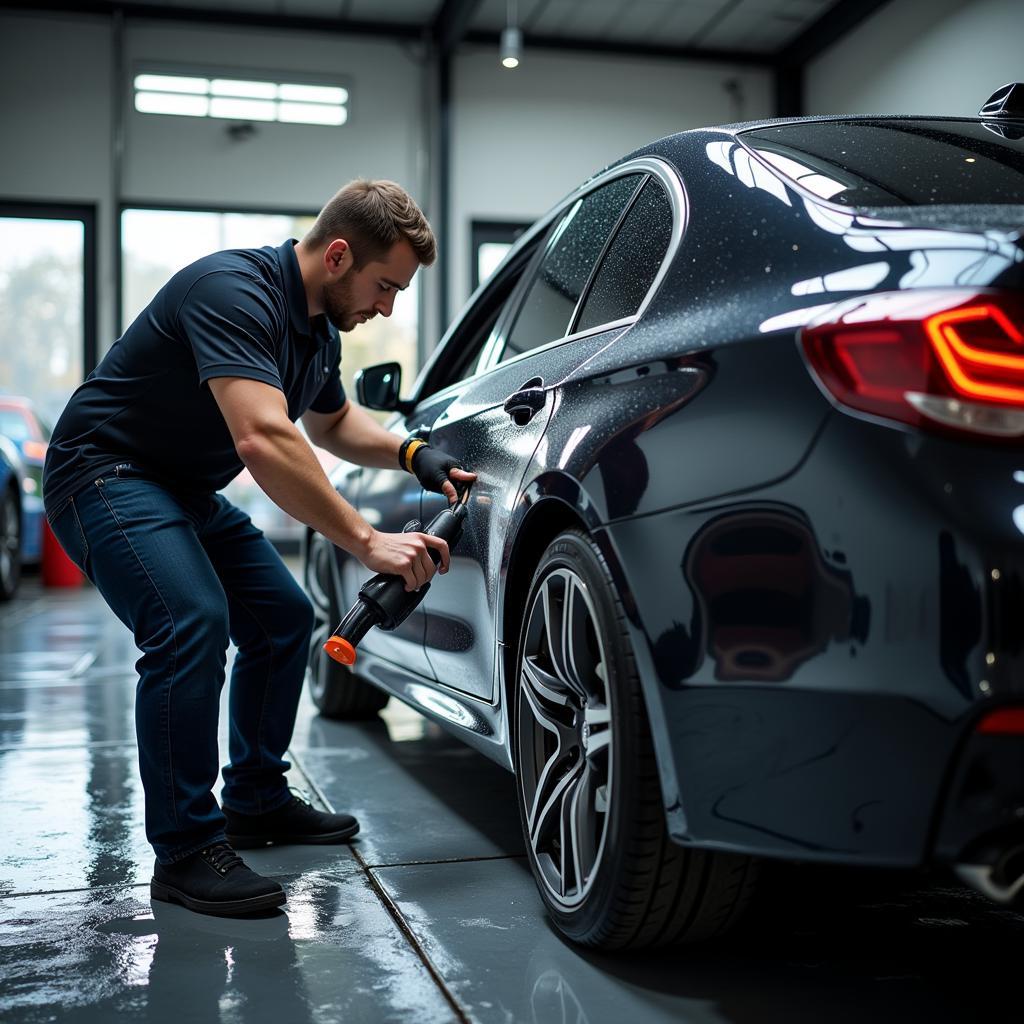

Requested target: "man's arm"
[
  {"left": 303, "top": 401, "right": 476, "bottom": 504},
  {"left": 302, "top": 400, "right": 401, "bottom": 470},
  {"left": 208, "top": 377, "right": 449, "bottom": 591}
]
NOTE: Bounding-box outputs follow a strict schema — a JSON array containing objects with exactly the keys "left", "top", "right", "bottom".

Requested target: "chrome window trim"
[
  {"left": 412, "top": 318, "right": 636, "bottom": 408},
  {"left": 482, "top": 156, "right": 687, "bottom": 375},
  {"left": 411, "top": 156, "right": 687, "bottom": 406}
]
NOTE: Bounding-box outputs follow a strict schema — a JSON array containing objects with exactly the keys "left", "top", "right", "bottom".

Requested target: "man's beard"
[{"left": 322, "top": 275, "right": 363, "bottom": 332}]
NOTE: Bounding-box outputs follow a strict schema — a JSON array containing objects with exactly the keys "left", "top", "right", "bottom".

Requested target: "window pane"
[
  {"left": 120, "top": 208, "right": 419, "bottom": 543},
  {"left": 576, "top": 180, "right": 673, "bottom": 333},
  {"left": 501, "top": 174, "right": 641, "bottom": 361},
  {"left": 0, "top": 217, "right": 85, "bottom": 427},
  {"left": 478, "top": 242, "right": 512, "bottom": 288}
]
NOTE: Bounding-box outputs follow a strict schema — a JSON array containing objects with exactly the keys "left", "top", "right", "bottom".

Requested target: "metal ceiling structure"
[
  {"left": 0, "top": 0, "right": 896, "bottom": 324},
  {"left": 2, "top": 0, "right": 895, "bottom": 99}
]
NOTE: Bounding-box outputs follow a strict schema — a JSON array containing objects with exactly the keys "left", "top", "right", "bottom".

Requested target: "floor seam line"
[
  {"left": 368, "top": 853, "right": 527, "bottom": 869},
  {"left": 288, "top": 746, "right": 472, "bottom": 1024},
  {"left": 2, "top": 882, "right": 150, "bottom": 900}
]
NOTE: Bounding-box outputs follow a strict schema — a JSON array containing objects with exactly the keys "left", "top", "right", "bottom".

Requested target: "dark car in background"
[
  {"left": 0, "top": 395, "right": 49, "bottom": 563},
  {"left": 304, "top": 87, "right": 1024, "bottom": 949},
  {"left": 0, "top": 435, "right": 27, "bottom": 601}
]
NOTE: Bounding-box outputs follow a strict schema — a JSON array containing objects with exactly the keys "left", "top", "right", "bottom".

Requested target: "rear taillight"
[
  {"left": 976, "top": 707, "right": 1024, "bottom": 735},
  {"left": 801, "top": 291, "right": 1024, "bottom": 439}
]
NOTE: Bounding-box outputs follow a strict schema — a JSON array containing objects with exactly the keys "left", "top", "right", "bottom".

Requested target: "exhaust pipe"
[{"left": 955, "top": 842, "right": 1024, "bottom": 904}]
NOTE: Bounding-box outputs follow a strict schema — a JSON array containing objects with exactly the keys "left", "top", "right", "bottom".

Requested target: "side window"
[
  {"left": 417, "top": 249, "right": 532, "bottom": 399},
  {"left": 575, "top": 179, "right": 674, "bottom": 334},
  {"left": 499, "top": 174, "right": 642, "bottom": 363}
]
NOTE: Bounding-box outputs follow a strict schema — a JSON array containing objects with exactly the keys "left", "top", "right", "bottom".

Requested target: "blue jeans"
[{"left": 48, "top": 465, "right": 314, "bottom": 863}]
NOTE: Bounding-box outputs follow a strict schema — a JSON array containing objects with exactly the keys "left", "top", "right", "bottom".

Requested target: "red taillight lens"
[
  {"left": 976, "top": 707, "right": 1024, "bottom": 735},
  {"left": 801, "top": 291, "right": 1024, "bottom": 438},
  {"left": 23, "top": 440, "right": 47, "bottom": 461}
]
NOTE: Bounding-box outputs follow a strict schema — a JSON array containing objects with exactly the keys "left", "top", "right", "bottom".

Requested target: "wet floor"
[{"left": 2, "top": 573, "right": 1022, "bottom": 1023}]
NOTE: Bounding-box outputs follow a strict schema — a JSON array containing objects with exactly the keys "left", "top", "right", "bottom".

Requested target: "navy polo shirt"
[{"left": 43, "top": 240, "right": 346, "bottom": 518}]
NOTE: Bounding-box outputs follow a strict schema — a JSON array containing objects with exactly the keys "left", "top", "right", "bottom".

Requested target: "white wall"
[
  {"left": 450, "top": 46, "right": 775, "bottom": 318},
  {"left": 123, "top": 22, "right": 425, "bottom": 210},
  {"left": 0, "top": 10, "right": 430, "bottom": 355},
  {"left": 10, "top": 1, "right": 1019, "bottom": 362},
  {"left": 806, "top": 0, "right": 1024, "bottom": 117}
]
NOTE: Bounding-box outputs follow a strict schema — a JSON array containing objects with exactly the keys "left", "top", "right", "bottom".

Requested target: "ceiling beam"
[
  {"left": 773, "top": 0, "right": 895, "bottom": 118},
  {"left": 777, "top": 0, "right": 895, "bottom": 65},
  {"left": 462, "top": 30, "right": 774, "bottom": 67},
  {"left": 432, "top": 0, "right": 484, "bottom": 57},
  {"left": 0, "top": 1, "right": 425, "bottom": 40}
]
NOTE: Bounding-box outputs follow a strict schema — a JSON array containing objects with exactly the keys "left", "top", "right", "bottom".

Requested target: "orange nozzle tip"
[{"left": 323, "top": 636, "right": 357, "bottom": 665}]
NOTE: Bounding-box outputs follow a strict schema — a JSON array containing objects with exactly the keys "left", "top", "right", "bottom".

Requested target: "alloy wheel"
[
  {"left": 517, "top": 567, "right": 613, "bottom": 908},
  {"left": 0, "top": 492, "right": 19, "bottom": 594}
]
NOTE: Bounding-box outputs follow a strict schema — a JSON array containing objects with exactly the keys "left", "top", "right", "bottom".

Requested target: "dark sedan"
[{"left": 304, "top": 88, "right": 1024, "bottom": 949}]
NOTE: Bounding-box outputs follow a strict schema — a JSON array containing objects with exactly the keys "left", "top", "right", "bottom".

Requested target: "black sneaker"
[
  {"left": 151, "top": 842, "right": 286, "bottom": 916},
  {"left": 224, "top": 791, "right": 360, "bottom": 848}
]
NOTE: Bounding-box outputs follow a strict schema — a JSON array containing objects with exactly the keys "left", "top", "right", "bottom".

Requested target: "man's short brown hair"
[{"left": 304, "top": 178, "right": 436, "bottom": 268}]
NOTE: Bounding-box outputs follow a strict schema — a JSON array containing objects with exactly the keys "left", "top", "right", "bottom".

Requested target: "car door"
[
  {"left": 348, "top": 410, "right": 436, "bottom": 676},
  {"left": 417, "top": 171, "right": 649, "bottom": 701},
  {"left": 347, "top": 237, "right": 538, "bottom": 677}
]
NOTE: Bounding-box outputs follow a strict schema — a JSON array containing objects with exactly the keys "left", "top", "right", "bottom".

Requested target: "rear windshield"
[{"left": 740, "top": 119, "right": 1024, "bottom": 206}]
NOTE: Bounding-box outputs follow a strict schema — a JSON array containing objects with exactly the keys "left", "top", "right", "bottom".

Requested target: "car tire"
[
  {"left": 305, "top": 532, "right": 389, "bottom": 719},
  {"left": 513, "top": 529, "right": 759, "bottom": 949},
  {"left": 0, "top": 485, "right": 22, "bottom": 602}
]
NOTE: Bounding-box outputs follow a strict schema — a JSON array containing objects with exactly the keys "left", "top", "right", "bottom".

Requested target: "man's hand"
[
  {"left": 410, "top": 445, "right": 477, "bottom": 504},
  {"left": 359, "top": 529, "right": 451, "bottom": 593}
]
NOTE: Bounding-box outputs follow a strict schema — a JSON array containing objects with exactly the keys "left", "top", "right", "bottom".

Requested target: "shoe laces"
[
  {"left": 287, "top": 786, "right": 314, "bottom": 809},
  {"left": 201, "top": 842, "right": 244, "bottom": 875}
]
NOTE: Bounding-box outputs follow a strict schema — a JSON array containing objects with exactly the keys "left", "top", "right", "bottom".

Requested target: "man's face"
[{"left": 322, "top": 238, "right": 420, "bottom": 332}]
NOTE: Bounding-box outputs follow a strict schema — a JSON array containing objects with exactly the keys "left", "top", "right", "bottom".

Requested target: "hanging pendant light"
[{"left": 501, "top": 0, "right": 521, "bottom": 69}]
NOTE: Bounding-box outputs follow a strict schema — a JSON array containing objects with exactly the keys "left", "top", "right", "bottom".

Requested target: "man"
[{"left": 43, "top": 179, "right": 474, "bottom": 916}]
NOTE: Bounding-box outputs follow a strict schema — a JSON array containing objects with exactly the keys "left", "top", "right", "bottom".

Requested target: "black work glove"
[{"left": 399, "top": 438, "right": 463, "bottom": 496}]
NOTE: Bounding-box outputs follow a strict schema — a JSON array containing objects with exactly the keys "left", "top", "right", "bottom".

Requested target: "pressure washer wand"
[{"left": 323, "top": 487, "right": 470, "bottom": 666}]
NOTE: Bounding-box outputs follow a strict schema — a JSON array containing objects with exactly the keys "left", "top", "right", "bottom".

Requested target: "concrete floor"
[{"left": 2, "top": 574, "right": 1023, "bottom": 1023}]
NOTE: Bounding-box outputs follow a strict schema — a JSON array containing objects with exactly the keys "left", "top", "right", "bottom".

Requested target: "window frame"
[
  {"left": 572, "top": 176, "right": 676, "bottom": 335},
  {"left": 409, "top": 156, "right": 686, "bottom": 408},
  {"left": 495, "top": 173, "right": 645, "bottom": 367},
  {"left": 413, "top": 237, "right": 542, "bottom": 403},
  {"left": 0, "top": 200, "right": 98, "bottom": 375},
  {"left": 470, "top": 219, "right": 533, "bottom": 293},
  {"left": 486, "top": 157, "right": 686, "bottom": 375},
  {"left": 116, "top": 200, "right": 319, "bottom": 337}
]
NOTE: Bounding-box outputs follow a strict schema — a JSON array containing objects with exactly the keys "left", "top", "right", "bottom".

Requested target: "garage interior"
[{"left": 2, "top": 1, "right": 1023, "bottom": 1021}]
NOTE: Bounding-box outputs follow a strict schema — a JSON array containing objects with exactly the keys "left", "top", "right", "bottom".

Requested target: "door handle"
[{"left": 503, "top": 376, "right": 546, "bottom": 426}]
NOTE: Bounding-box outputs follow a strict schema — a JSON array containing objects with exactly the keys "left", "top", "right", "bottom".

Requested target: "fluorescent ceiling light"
[
  {"left": 209, "top": 97, "right": 276, "bottom": 121},
  {"left": 211, "top": 78, "right": 276, "bottom": 99},
  {"left": 278, "top": 102, "right": 347, "bottom": 125},
  {"left": 135, "top": 92, "right": 209, "bottom": 116},
  {"left": 278, "top": 83, "right": 348, "bottom": 104},
  {"left": 134, "top": 71, "right": 348, "bottom": 127},
  {"left": 134, "top": 74, "right": 209, "bottom": 94}
]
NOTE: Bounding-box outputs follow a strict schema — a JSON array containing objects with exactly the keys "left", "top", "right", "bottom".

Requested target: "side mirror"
[{"left": 355, "top": 361, "right": 406, "bottom": 411}]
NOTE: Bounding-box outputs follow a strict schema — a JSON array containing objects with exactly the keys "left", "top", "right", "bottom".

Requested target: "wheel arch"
[{"left": 498, "top": 473, "right": 684, "bottom": 840}]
